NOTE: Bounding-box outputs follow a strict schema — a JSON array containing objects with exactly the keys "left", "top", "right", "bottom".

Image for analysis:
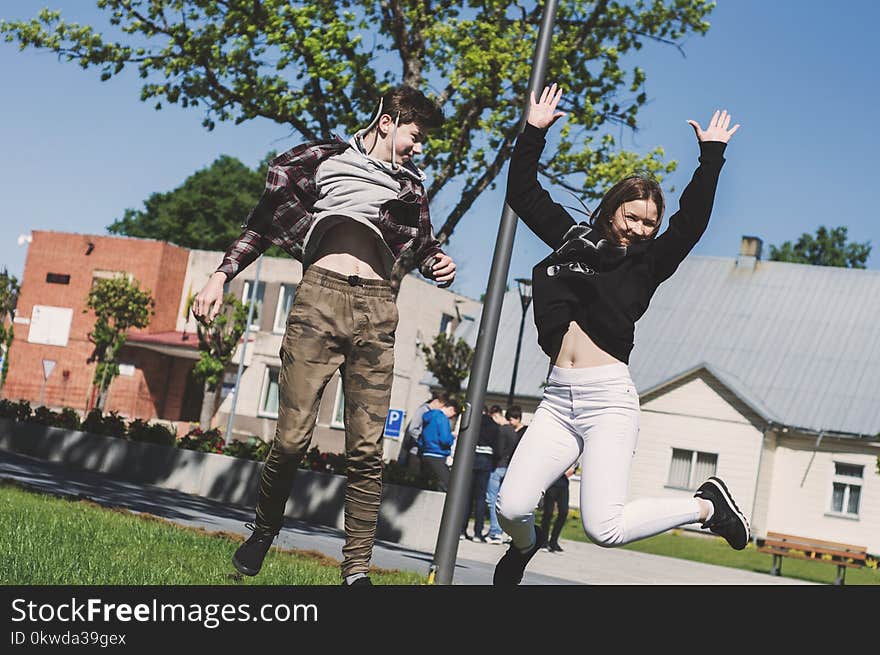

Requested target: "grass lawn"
[
  {"left": 539, "top": 508, "right": 880, "bottom": 586},
  {"left": 0, "top": 482, "right": 425, "bottom": 586}
]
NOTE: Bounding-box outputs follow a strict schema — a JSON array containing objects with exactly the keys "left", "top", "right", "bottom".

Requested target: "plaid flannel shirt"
[{"left": 217, "top": 137, "right": 444, "bottom": 281}]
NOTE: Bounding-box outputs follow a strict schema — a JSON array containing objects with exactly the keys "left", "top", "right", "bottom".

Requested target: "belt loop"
[{"left": 347, "top": 275, "right": 361, "bottom": 287}]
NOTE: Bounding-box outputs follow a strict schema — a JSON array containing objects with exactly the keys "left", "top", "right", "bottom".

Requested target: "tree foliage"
[
  {"left": 85, "top": 276, "right": 155, "bottom": 410},
  {"left": 421, "top": 332, "right": 474, "bottom": 405},
  {"left": 768, "top": 225, "right": 871, "bottom": 269},
  {"left": 186, "top": 293, "right": 248, "bottom": 428},
  {"left": 2, "top": 0, "right": 714, "bottom": 246},
  {"left": 0, "top": 269, "right": 20, "bottom": 391},
  {"left": 107, "top": 154, "right": 272, "bottom": 251}
]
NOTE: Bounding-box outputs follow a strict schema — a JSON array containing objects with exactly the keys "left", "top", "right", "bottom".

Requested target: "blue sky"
[{"left": 2, "top": 1, "right": 878, "bottom": 301}]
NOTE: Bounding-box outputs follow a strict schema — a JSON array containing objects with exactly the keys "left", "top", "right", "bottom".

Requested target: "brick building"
[{"left": 3, "top": 231, "right": 194, "bottom": 420}]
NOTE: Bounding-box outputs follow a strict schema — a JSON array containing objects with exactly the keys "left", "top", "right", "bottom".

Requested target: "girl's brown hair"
[{"left": 589, "top": 174, "right": 665, "bottom": 240}]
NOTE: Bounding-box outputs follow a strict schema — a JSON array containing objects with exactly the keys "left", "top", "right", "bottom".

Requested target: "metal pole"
[
  {"left": 507, "top": 309, "right": 527, "bottom": 408},
  {"left": 224, "top": 255, "right": 263, "bottom": 445},
  {"left": 432, "top": 0, "right": 559, "bottom": 585}
]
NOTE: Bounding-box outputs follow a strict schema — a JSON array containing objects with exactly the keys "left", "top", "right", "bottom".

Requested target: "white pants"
[{"left": 497, "top": 363, "right": 703, "bottom": 550}]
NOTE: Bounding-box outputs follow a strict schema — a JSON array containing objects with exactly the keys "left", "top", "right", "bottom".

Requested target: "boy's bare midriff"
[
  {"left": 311, "top": 220, "right": 392, "bottom": 280},
  {"left": 554, "top": 321, "right": 621, "bottom": 369}
]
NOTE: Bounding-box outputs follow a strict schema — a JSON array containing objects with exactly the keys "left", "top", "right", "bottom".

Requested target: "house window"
[
  {"left": 439, "top": 313, "right": 455, "bottom": 337},
  {"left": 667, "top": 448, "right": 718, "bottom": 490},
  {"left": 273, "top": 284, "right": 297, "bottom": 333},
  {"left": 830, "top": 462, "right": 863, "bottom": 517},
  {"left": 242, "top": 280, "right": 266, "bottom": 331},
  {"left": 331, "top": 377, "right": 345, "bottom": 429},
  {"left": 258, "top": 367, "right": 280, "bottom": 418}
]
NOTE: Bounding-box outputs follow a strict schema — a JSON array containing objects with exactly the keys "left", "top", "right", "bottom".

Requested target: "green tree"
[
  {"left": 85, "top": 276, "right": 156, "bottom": 411},
  {"left": 186, "top": 294, "right": 248, "bottom": 429},
  {"left": 0, "top": 269, "right": 20, "bottom": 391},
  {"left": 2, "top": 0, "right": 714, "bottom": 248},
  {"left": 107, "top": 154, "right": 272, "bottom": 251},
  {"left": 421, "top": 332, "right": 474, "bottom": 406},
  {"left": 769, "top": 226, "right": 872, "bottom": 269}
]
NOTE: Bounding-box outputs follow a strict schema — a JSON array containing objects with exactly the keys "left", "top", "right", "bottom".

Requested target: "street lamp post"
[
  {"left": 431, "top": 0, "right": 559, "bottom": 585},
  {"left": 507, "top": 278, "right": 533, "bottom": 408}
]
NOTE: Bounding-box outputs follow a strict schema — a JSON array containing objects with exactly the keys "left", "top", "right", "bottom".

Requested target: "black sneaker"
[
  {"left": 493, "top": 532, "right": 547, "bottom": 586},
  {"left": 694, "top": 477, "right": 750, "bottom": 550},
  {"left": 232, "top": 523, "right": 278, "bottom": 576},
  {"left": 548, "top": 541, "right": 563, "bottom": 553},
  {"left": 341, "top": 576, "right": 373, "bottom": 586}
]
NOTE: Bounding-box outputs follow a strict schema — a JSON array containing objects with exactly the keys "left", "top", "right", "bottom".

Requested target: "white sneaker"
[{"left": 486, "top": 535, "right": 504, "bottom": 545}]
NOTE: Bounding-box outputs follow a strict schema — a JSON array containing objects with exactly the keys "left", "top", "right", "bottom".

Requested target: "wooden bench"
[{"left": 756, "top": 531, "right": 867, "bottom": 585}]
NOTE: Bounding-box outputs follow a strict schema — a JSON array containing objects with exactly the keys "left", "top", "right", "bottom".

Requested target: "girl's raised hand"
[
  {"left": 527, "top": 83, "right": 566, "bottom": 130},
  {"left": 687, "top": 109, "right": 740, "bottom": 143}
]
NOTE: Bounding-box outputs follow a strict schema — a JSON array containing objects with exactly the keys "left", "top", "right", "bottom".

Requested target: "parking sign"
[{"left": 384, "top": 409, "right": 405, "bottom": 438}]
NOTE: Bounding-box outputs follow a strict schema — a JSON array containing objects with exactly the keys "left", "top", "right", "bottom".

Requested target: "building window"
[
  {"left": 242, "top": 280, "right": 266, "bottom": 331},
  {"left": 830, "top": 462, "right": 863, "bottom": 517},
  {"left": 273, "top": 284, "right": 297, "bottom": 334},
  {"left": 258, "top": 367, "right": 280, "bottom": 418},
  {"left": 439, "top": 313, "right": 455, "bottom": 337},
  {"left": 667, "top": 448, "right": 718, "bottom": 490},
  {"left": 331, "top": 377, "right": 345, "bottom": 429},
  {"left": 46, "top": 273, "right": 70, "bottom": 285}
]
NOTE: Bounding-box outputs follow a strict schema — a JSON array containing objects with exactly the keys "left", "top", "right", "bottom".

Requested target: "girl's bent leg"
[{"left": 579, "top": 402, "right": 702, "bottom": 547}]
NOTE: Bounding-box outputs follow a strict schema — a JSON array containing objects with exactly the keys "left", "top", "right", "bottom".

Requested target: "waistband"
[
  {"left": 302, "top": 265, "right": 395, "bottom": 298},
  {"left": 548, "top": 363, "right": 631, "bottom": 385}
]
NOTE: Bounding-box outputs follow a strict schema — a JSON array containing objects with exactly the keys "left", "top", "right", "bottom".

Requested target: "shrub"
[
  {"left": 222, "top": 436, "right": 270, "bottom": 461},
  {"left": 177, "top": 427, "right": 225, "bottom": 454},
  {"left": 0, "top": 399, "right": 31, "bottom": 422},
  {"left": 127, "top": 419, "right": 176, "bottom": 446},
  {"left": 28, "top": 406, "right": 82, "bottom": 430},
  {"left": 80, "top": 409, "right": 127, "bottom": 439}
]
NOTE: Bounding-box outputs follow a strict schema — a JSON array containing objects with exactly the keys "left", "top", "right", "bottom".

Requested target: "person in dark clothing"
[
  {"left": 486, "top": 407, "right": 519, "bottom": 544},
  {"left": 494, "top": 84, "right": 749, "bottom": 587},
  {"left": 505, "top": 405, "right": 527, "bottom": 453},
  {"left": 460, "top": 405, "right": 498, "bottom": 542},
  {"left": 540, "top": 466, "right": 575, "bottom": 552}
]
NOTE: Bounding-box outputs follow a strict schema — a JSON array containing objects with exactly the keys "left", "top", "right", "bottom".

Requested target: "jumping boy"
[{"left": 192, "top": 85, "right": 456, "bottom": 586}]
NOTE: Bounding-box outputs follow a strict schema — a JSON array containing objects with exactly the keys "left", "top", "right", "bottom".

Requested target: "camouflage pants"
[{"left": 254, "top": 265, "right": 398, "bottom": 577}]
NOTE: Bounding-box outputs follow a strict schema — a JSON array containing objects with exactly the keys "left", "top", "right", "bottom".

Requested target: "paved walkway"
[{"left": 1, "top": 449, "right": 813, "bottom": 585}]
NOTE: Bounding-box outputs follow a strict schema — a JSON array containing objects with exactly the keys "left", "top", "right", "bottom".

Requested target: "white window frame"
[
  {"left": 331, "top": 377, "right": 345, "bottom": 429},
  {"left": 257, "top": 366, "right": 280, "bottom": 418},
  {"left": 666, "top": 448, "right": 718, "bottom": 491},
  {"left": 272, "top": 283, "right": 296, "bottom": 334},
  {"left": 242, "top": 280, "right": 266, "bottom": 332},
  {"left": 827, "top": 462, "right": 863, "bottom": 518}
]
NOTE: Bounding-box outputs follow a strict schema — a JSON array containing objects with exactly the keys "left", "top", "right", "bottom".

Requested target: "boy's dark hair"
[
  {"left": 430, "top": 390, "right": 451, "bottom": 406},
  {"left": 380, "top": 85, "right": 444, "bottom": 131},
  {"left": 488, "top": 404, "right": 504, "bottom": 416},
  {"left": 505, "top": 405, "right": 522, "bottom": 422}
]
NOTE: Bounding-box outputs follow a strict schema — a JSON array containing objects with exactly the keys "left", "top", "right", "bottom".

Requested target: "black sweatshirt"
[{"left": 506, "top": 123, "right": 727, "bottom": 363}]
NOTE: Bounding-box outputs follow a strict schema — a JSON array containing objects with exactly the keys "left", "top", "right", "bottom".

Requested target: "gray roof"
[{"left": 430, "top": 256, "right": 880, "bottom": 437}]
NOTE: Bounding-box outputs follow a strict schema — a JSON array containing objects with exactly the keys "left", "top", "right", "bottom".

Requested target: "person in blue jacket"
[{"left": 418, "top": 402, "right": 459, "bottom": 492}]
